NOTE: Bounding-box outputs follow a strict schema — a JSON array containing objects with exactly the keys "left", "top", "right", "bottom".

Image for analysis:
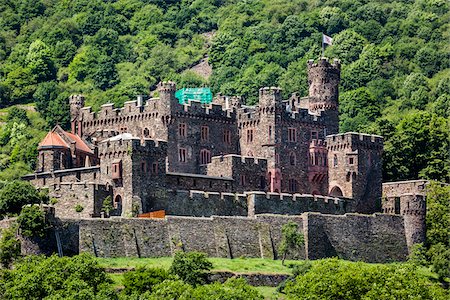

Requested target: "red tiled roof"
[
  {"left": 38, "top": 126, "right": 93, "bottom": 154},
  {"left": 38, "top": 131, "right": 69, "bottom": 149},
  {"left": 64, "top": 131, "right": 93, "bottom": 154}
]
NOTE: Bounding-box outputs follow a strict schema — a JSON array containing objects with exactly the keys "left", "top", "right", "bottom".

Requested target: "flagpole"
[{"left": 321, "top": 33, "right": 324, "bottom": 58}]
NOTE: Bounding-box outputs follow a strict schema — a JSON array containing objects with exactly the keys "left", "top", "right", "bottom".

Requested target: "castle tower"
[
  {"left": 307, "top": 58, "right": 340, "bottom": 134},
  {"left": 400, "top": 194, "right": 426, "bottom": 252},
  {"left": 258, "top": 87, "right": 283, "bottom": 192},
  {"left": 326, "top": 133, "right": 383, "bottom": 214},
  {"left": 69, "top": 94, "right": 85, "bottom": 135},
  {"left": 157, "top": 81, "right": 178, "bottom": 113}
]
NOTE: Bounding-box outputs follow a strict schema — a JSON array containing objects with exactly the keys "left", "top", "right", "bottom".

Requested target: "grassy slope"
[{"left": 97, "top": 257, "right": 296, "bottom": 274}]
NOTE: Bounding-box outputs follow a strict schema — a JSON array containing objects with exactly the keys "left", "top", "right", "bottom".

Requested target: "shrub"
[
  {"left": 169, "top": 251, "right": 213, "bottom": 286},
  {"left": 0, "top": 180, "right": 44, "bottom": 217},
  {"left": 74, "top": 204, "right": 84, "bottom": 213},
  {"left": 101, "top": 196, "right": 113, "bottom": 216},
  {"left": 0, "top": 226, "right": 20, "bottom": 268},
  {"left": 279, "top": 221, "right": 304, "bottom": 265},
  {"left": 123, "top": 267, "right": 169, "bottom": 295},
  {"left": 283, "top": 258, "right": 448, "bottom": 299},
  {"left": 17, "top": 205, "right": 47, "bottom": 237},
  {"left": 1, "top": 254, "right": 116, "bottom": 299}
]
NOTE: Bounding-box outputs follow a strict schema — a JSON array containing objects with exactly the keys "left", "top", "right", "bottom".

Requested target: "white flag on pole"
[{"left": 323, "top": 34, "right": 333, "bottom": 45}]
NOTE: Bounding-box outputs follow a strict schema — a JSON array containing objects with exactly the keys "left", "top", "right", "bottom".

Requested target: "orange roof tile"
[
  {"left": 38, "top": 131, "right": 69, "bottom": 149},
  {"left": 64, "top": 131, "right": 93, "bottom": 154}
]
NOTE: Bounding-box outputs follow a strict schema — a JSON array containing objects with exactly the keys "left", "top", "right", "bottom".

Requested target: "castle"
[{"left": 19, "top": 58, "right": 427, "bottom": 262}]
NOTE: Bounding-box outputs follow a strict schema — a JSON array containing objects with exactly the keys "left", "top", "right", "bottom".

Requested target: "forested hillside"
[{"left": 0, "top": 0, "right": 448, "bottom": 182}]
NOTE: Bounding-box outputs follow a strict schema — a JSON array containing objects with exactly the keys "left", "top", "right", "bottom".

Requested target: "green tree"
[
  {"left": 0, "top": 225, "right": 20, "bottom": 268},
  {"left": 17, "top": 205, "right": 47, "bottom": 238},
  {"left": 0, "top": 180, "right": 44, "bottom": 217},
  {"left": 1, "top": 254, "right": 116, "bottom": 299},
  {"left": 279, "top": 221, "right": 305, "bottom": 265},
  {"left": 25, "top": 40, "right": 56, "bottom": 82},
  {"left": 123, "top": 267, "right": 169, "bottom": 295},
  {"left": 283, "top": 259, "right": 448, "bottom": 299},
  {"left": 169, "top": 251, "right": 213, "bottom": 286}
]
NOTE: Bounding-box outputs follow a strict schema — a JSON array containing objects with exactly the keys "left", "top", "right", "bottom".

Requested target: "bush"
[
  {"left": 0, "top": 180, "right": 44, "bottom": 217},
  {"left": 169, "top": 251, "right": 213, "bottom": 286},
  {"left": 279, "top": 221, "right": 304, "bottom": 265},
  {"left": 1, "top": 254, "right": 116, "bottom": 299},
  {"left": 0, "top": 226, "right": 20, "bottom": 268},
  {"left": 283, "top": 258, "right": 448, "bottom": 299},
  {"left": 17, "top": 205, "right": 47, "bottom": 237},
  {"left": 74, "top": 204, "right": 84, "bottom": 213},
  {"left": 123, "top": 267, "right": 169, "bottom": 295}
]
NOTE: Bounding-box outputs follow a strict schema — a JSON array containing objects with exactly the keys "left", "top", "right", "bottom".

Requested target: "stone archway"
[
  {"left": 329, "top": 186, "right": 343, "bottom": 197},
  {"left": 112, "top": 195, "right": 122, "bottom": 216}
]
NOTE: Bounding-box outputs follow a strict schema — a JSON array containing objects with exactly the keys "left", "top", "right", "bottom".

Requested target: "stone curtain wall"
[
  {"left": 70, "top": 213, "right": 409, "bottom": 262},
  {"left": 304, "top": 213, "right": 408, "bottom": 262},
  {"left": 148, "top": 190, "right": 352, "bottom": 217}
]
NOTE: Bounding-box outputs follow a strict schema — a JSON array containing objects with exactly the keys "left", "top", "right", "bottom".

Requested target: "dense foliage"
[
  {"left": 0, "top": 107, "right": 47, "bottom": 180},
  {"left": 410, "top": 182, "right": 450, "bottom": 283},
  {"left": 0, "top": 180, "right": 47, "bottom": 217},
  {"left": 0, "top": 0, "right": 448, "bottom": 182},
  {"left": 169, "top": 251, "right": 213, "bottom": 286},
  {"left": 279, "top": 221, "right": 304, "bottom": 265},
  {"left": 17, "top": 205, "right": 47, "bottom": 237},
  {"left": 0, "top": 225, "right": 20, "bottom": 268},
  {"left": 123, "top": 267, "right": 170, "bottom": 295},
  {"left": 0, "top": 254, "right": 118, "bottom": 299},
  {"left": 283, "top": 258, "right": 449, "bottom": 299}
]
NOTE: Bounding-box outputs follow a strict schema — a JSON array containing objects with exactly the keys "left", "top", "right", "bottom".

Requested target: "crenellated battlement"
[
  {"left": 326, "top": 132, "right": 383, "bottom": 151},
  {"left": 98, "top": 136, "right": 167, "bottom": 157},
  {"left": 307, "top": 57, "right": 341, "bottom": 71},
  {"left": 178, "top": 99, "right": 235, "bottom": 120},
  {"left": 157, "top": 81, "right": 177, "bottom": 92}
]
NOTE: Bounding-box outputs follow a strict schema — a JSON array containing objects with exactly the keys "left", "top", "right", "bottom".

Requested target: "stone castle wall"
[
  {"left": 147, "top": 190, "right": 353, "bottom": 217},
  {"left": 51, "top": 212, "right": 409, "bottom": 263}
]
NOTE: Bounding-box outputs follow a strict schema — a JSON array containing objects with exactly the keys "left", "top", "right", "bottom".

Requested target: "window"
[
  {"left": 223, "top": 129, "right": 231, "bottom": 145},
  {"left": 333, "top": 154, "right": 338, "bottom": 167},
  {"left": 179, "top": 148, "right": 187, "bottom": 162},
  {"left": 179, "top": 123, "right": 186, "bottom": 137},
  {"left": 141, "top": 161, "right": 146, "bottom": 173},
  {"left": 268, "top": 126, "right": 272, "bottom": 141},
  {"left": 276, "top": 153, "right": 280, "bottom": 164},
  {"left": 240, "top": 174, "right": 246, "bottom": 185},
  {"left": 152, "top": 162, "right": 158, "bottom": 174},
  {"left": 200, "top": 149, "right": 211, "bottom": 165},
  {"left": 289, "top": 179, "right": 298, "bottom": 193},
  {"left": 349, "top": 157, "right": 354, "bottom": 165},
  {"left": 247, "top": 129, "right": 254, "bottom": 143},
  {"left": 289, "top": 152, "right": 296, "bottom": 166},
  {"left": 288, "top": 128, "right": 297, "bottom": 142},
  {"left": 143, "top": 128, "right": 150, "bottom": 138},
  {"left": 201, "top": 126, "right": 209, "bottom": 141},
  {"left": 311, "top": 131, "right": 318, "bottom": 140}
]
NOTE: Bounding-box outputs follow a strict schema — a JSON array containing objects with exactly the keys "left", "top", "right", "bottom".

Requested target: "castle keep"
[{"left": 19, "top": 58, "right": 427, "bottom": 261}]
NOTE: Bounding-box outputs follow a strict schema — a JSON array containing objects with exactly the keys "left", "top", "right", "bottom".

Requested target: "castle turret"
[
  {"left": 400, "top": 194, "right": 426, "bottom": 252},
  {"left": 307, "top": 58, "right": 340, "bottom": 134},
  {"left": 70, "top": 94, "right": 85, "bottom": 135},
  {"left": 258, "top": 87, "right": 283, "bottom": 109},
  {"left": 157, "top": 81, "right": 178, "bottom": 113},
  {"left": 326, "top": 133, "right": 383, "bottom": 214}
]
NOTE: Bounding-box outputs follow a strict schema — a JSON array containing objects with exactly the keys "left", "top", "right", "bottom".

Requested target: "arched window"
[
  {"left": 329, "top": 186, "right": 343, "bottom": 197},
  {"left": 247, "top": 151, "right": 254, "bottom": 157},
  {"left": 289, "top": 152, "right": 296, "bottom": 166},
  {"left": 143, "top": 128, "right": 150, "bottom": 138},
  {"left": 200, "top": 149, "right": 211, "bottom": 165}
]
